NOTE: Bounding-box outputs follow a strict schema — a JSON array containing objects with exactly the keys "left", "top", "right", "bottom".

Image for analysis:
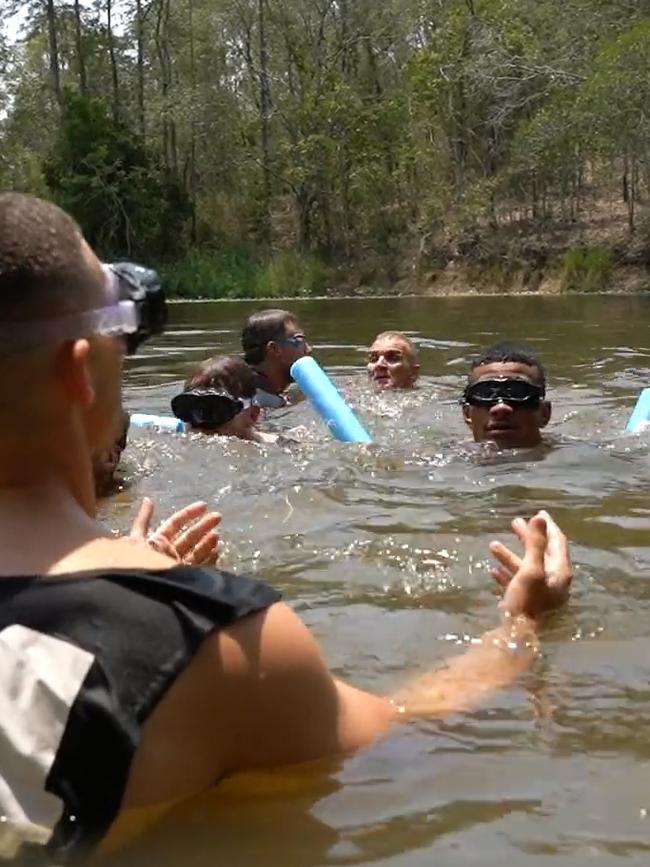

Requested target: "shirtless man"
[
  {"left": 241, "top": 309, "right": 311, "bottom": 407},
  {"left": 0, "top": 194, "right": 571, "bottom": 864},
  {"left": 462, "top": 342, "right": 552, "bottom": 448}
]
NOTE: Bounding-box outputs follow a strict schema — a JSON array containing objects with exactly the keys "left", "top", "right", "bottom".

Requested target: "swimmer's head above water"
[
  {"left": 242, "top": 308, "right": 311, "bottom": 395},
  {"left": 172, "top": 355, "right": 275, "bottom": 442},
  {"left": 0, "top": 194, "right": 162, "bottom": 507},
  {"left": 367, "top": 331, "right": 420, "bottom": 389},
  {"left": 462, "top": 342, "right": 551, "bottom": 449},
  {"left": 93, "top": 409, "right": 130, "bottom": 498}
]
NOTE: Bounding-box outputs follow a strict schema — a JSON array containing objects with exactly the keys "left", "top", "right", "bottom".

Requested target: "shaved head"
[
  {"left": 0, "top": 193, "right": 105, "bottom": 322},
  {"left": 367, "top": 331, "right": 420, "bottom": 389}
]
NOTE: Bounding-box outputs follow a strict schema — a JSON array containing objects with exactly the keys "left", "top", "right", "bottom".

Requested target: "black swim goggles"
[
  {"left": 104, "top": 262, "right": 167, "bottom": 355},
  {"left": 171, "top": 388, "right": 254, "bottom": 430},
  {"left": 0, "top": 261, "right": 167, "bottom": 357},
  {"left": 462, "top": 377, "right": 545, "bottom": 408}
]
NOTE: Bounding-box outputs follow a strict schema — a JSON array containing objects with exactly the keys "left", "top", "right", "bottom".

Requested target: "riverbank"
[
  {"left": 161, "top": 202, "right": 650, "bottom": 299},
  {"left": 162, "top": 249, "right": 650, "bottom": 300}
]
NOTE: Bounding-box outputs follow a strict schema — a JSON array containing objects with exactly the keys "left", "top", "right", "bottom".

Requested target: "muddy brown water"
[{"left": 103, "top": 295, "right": 650, "bottom": 866}]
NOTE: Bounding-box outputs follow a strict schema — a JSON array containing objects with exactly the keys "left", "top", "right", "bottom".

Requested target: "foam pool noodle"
[
  {"left": 130, "top": 413, "right": 185, "bottom": 433},
  {"left": 290, "top": 356, "right": 372, "bottom": 443},
  {"left": 626, "top": 388, "right": 650, "bottom": 433}
]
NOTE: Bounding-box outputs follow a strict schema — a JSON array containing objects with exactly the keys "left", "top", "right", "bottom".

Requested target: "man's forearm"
[{"left": 389, "top": 614, "right": 540, "bottom": 718}]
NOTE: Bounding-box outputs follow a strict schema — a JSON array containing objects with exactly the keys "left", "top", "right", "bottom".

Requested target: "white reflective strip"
[{"left": 0, "top": 625, "right": 95, "bottom": 839}]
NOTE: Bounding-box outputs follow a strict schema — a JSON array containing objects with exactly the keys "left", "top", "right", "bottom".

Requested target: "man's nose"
[
  {"left": 489, "top": 399, "right": 513, "bottom": 416},
  {"left": 304, "top": 340, "right": 312, "bottom": 356}
]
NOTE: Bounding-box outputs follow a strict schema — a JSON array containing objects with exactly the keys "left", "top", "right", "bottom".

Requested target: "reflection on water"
[{"left": 103, "top": 295, "right": 650, "bottom": 866}]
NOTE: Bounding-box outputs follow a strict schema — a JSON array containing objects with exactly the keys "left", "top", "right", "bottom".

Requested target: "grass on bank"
[
  {"left": 559, "top": 246, "right": 613, "bottom": 292},
  {"left": 160, "top": 249, "right": 330, "bottom": 299}
]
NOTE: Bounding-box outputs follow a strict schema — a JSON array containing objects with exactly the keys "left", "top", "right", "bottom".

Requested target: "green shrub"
[
  {"left": 160, "top": 248, "right": 330, "bottom": 299},
  {"left": 160, "top": 249, "right": 258, "bottom": 299},
  {"left": 254, "top": 251, "right": 330, "bottom": 298},
  {"left": 560, "top": 246, "right": 613, "bottom": 292}
]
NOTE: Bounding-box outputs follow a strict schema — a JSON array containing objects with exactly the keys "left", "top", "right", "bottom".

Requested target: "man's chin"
[{"left": 484, "top": 428, "right": 538, "bottom": 448}]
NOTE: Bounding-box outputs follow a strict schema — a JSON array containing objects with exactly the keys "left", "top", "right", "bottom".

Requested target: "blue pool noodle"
[
  {"left": 290, "top": 356, "right": 372, "bottom": 443},
  {"left": 626, "top": 388, "right": 650, "bottom": 433},
  {"left": 130, "top": 413, "right": 185, "bottom": 433}
]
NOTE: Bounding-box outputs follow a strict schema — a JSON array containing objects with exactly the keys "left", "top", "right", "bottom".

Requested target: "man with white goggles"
[{"left": 0, "top": 262, "right": 166, "bottom": 356}]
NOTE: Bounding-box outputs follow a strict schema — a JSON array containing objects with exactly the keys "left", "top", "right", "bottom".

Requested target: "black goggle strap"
[
  {"left": 171, "top": 389, "right": 249, "bottom": 428},
  {"left": 462, "top": 378, "right": 545, "bottom": 405}
]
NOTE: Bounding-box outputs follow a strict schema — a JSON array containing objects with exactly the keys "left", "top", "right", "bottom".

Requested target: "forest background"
[{"left": 1, "top": 0, "right": 650, "bottom": 298}]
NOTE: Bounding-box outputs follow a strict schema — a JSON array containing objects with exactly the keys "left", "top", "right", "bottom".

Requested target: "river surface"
[{"left": 105, "top": 295, "right": 650, "bottom": 866}]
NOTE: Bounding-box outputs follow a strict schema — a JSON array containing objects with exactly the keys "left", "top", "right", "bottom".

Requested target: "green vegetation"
[
  {"left": 254, "top": 252, "right": 330, "bottom": 299},
  {"left": 161, "top": 249, "right": 330, "bottom": 299},
  {"left": 560, "top": 248, "right": 614, "bottom": 293},
  {"left": 1, "top": 0, "right": 650, "bottom": 295}
]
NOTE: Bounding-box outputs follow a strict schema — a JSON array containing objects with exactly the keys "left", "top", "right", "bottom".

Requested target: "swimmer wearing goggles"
[
  {"left": 462, "top": 345, "right": 551, "bottom": 448},
  {"left": 172, "top": 354, "right": 280, "bottom": 443},
  {"left": 462, "top": 377, "right": 545, "bottom": 408},
  {"left": 0, "top": 261, "right": 166, "bottom": 357},
  {"left": 172, "top": 387, "right": 278, "bottom": 443},
  {"left": 172, "top": 389, "right": 256, "bottom": 432}
]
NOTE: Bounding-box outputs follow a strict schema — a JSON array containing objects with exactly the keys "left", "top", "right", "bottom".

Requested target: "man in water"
[
  {"left": 92, "top": 409, "right": 130, "bottom": 498},
  {"left": 461, "top": 342, "right": 551, "bottom": 448},
  {"left": 0, "top": 194, "right": 570, "bottom": 864},
  {"left": 92, "top": 410, "right": 222, "bottom": 563},
  {"left": 172, "top": 355, "right": 277, "bottom": 443},
  {"left": 241, "top": 308, "right": 311, "bottom": 407},
  {"left": 367, "top": 331, "right": 420, "bottom": 389}
]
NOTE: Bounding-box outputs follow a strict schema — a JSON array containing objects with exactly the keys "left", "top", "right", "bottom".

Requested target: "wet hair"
[
  {"left": 184, "top": 355, "right": 257, "bottom": 399},
  {"left": 469, "top": 342, "right": 546, "bottom": 388},
  {"left": 0, "top": 193, "right": 103, "bottom": 320},
  {"left": 371, "top": 331, "right": 418, "bottom": 357},
  {"left": 241, "top": 309, "right": 298, "bottom": 365}
]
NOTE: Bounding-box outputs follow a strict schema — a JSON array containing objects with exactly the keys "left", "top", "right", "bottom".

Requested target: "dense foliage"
[{"left": 1, "top": 0, "right": 649, "bottom": 295}]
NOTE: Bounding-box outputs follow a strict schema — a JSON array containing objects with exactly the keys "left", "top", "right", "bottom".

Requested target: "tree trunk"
[
  {"left": 258, "top": 0, "right": 272, "bottom": 246},
  {"left": 106, "top": 0, "right": 121, "bottom": 123},
  {"left": 73, "top": 0, "right": 87, "bottom": 95},
  {"left": 45, "top": 0, "right": 63, "bottom": 110},
  {"left": 155, "top": 0, "right": 175, "bottom": 176},
  {"left": 135, "top": 0, "right": 146, "bottom": 139},
  {"left": 188, "top": 0, "right": 198, "bottom": 242},
  {"left": 296, "top": 185, "right": 314, "bottom": 252},
  {"left": 623, "top": 152, "right": 635, "bottom": 232}
]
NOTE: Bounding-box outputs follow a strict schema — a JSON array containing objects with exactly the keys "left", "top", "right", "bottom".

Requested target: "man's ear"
[
  {"left": 266, "top": 340, "right": 281, "bottom": 359},
  {"left": 56, "top": 339, "right": 95, "bottom": 409},
  {"left": 462, "top": 403, "right": 472, "bottom": 427},
  {"left": 540, "top": 400, "right": 552, "bottom": 429}
]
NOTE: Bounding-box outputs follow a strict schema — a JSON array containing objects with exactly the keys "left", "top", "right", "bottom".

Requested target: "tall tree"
[{"left": 73, "top": 0, "right": 87, "bottom": 95}]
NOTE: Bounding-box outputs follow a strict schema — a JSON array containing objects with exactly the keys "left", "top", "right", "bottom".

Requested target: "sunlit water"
[{"left": 103, "top": 295, "right": 650, "bottom": 866}]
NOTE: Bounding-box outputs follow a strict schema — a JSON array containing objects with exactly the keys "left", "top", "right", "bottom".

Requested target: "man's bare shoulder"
[
  {"left": 50, "top": 535, "right": 175, "bottom": 575},
  {"left": 121, "top": 601, "right": 392, "bottom": 812}
]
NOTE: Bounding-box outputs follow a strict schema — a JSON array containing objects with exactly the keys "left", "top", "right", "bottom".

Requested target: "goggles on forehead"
[
  {"left": 171, "top": 388, "right": 254, "bottom": 430},
  {"left": 0, "top": 261, "right": 167, "bottom": 358},
  {"left": 463, "top": 377, "right": 545, "bottom": 408}
]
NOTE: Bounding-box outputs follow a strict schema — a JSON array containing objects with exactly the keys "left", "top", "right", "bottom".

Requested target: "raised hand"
[
  {"left": 489, "top": 510, "right": 572, "bottom": 618},
  {"left": 130, "top": 497, "right": 221, "bottom": 566}
]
